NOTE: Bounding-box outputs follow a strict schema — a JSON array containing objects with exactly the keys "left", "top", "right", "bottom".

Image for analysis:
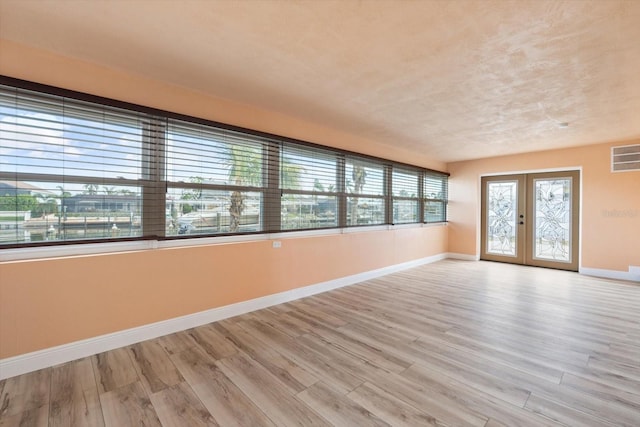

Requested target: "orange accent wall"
[
  {"left": 448, "top": 141, "right": 640, "bottom": 272},
  {"left": 0, "top": 41, "right": 449, "bottom": 359}
]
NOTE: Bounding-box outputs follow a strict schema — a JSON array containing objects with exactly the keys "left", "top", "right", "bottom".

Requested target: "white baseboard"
[
  {"left": 580, "top": 267, "right": 640, "bottom": 282},
  {"left": 446, "top": 252, "right": 480, "bottom": 261},
  {"left": 0, "top": 253, "right": 448, "bottom": 380}
]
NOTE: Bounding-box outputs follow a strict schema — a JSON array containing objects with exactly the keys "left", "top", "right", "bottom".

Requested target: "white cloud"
[{"left": 0, "top": 113, "right": 65, "bottom": 154}]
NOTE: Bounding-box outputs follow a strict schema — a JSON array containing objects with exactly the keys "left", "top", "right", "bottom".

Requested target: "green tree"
[
  {"left": 228, "top": 145, "right": 261, "bottom": 232},
  {"left": 349, "top": 163, "right": 367, "bottom": 225},
  {"left": 56, "top": 186, "right": 72, "bottom": 199},
  {"left": 103, "top": 186, "right": 118, "bottom": 195},
  {"left": 55, "top": 186, "right": 71, "bottom": 218},
  {"left": 280, "top": 161, "right": 303, "bottom": 190},
  {"left": 312, "top": 179, "right": 325, "bottom": 215},
  {"left": 181, "top": 176, "right": 203, "bottom": 214},
  {"left": 0, "top": 194, "right": 39, "bottom": 214},
  {"left": 32, "top": 197, "right": 58, "bottom": 217},
  {"left": 227, "top": 147, "right": 304, "bottom": 232},
  {"left": 83, "top": 184, "right": 99, "bottom": 195}
]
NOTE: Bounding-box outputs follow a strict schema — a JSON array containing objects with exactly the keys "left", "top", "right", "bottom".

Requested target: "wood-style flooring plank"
[
  {"left": 216, "top": 352, "right": 331, "bottom": 427},
  {"left": 185, "top": 324, "right": 238, "bottom": 360},
  {"left": 214, "top": 321, "right": 318, "bottom": 393},
  {"left": 235, "top": 319, "right": 365, "bottom": 394},
  {"left": 0, "top": 405, "right": 49, "bottom": 427},
  {"left": 149, "top": 382, "right": 218, "bottom": 427},
  {"left": 99, "top": 381, "right": 161, "bottom": 427},
  {"left": 157, "top": 331, "right": 197, "bottom": 357},
  {"left": 525, "top": 393, "right": 618, "bottom": 427},
  {"left": 560, "top": 372, "right": 640, "bottom": 407},
  {"left": 297, "top": 382, "right": 390, "bottom": 427},
  {"left": 91, "top": 348, "right": 138, "bottom": 394},
  {"left": 49, "top": 357, "right": 104, "bottom": 427},
  {"left": 128, "top": 340, "right": 183, "bottom": 394},
  {"left": 0, "top": 368, "right": 50, "bottom": 419},
  {"left": 347, "top": 381, "right": 448, "bottom": 427},
  {"left": 170, "top": 346, "right": 276, "bottom": 427},
  {"left": 400, "top": 361, "right": 562, "bottom": 427}
]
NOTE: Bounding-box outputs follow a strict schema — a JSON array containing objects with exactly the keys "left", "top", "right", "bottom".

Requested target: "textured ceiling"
[{"left": 1, "top": 0, "right": 640, "bottom": 162}]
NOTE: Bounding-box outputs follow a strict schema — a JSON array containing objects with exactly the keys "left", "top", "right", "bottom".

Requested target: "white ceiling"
[{"left": 1, "top": 0, "right": 640, "bottom": 163}]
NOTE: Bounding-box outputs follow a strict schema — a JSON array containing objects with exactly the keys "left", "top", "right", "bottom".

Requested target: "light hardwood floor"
[{"left": 2, "top": 260, "right": 640, "bottom": 426}]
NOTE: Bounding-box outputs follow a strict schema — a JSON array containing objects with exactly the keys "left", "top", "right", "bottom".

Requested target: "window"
[
  {"left": 166, "top": 119, "right": 271, "bottom": 236},
  {"left": 0, "top": 77, "right": 448, "bottom": 249},
  {"left": 392, "top": 168, "right": 420, "bottom": 224},
  {"left": 280, "top": 144, "right": 338, "bottom": 230},
  {"left": 424, "top": 173, "right": 448, "bottom": 223},
  {"left": 345, "top": 156, "right": 386, "bottom": 226},
  {"left": 0, "top": 85, "right": 150, "bottom": 245}
]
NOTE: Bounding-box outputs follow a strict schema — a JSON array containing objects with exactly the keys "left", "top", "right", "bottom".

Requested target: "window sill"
[{"left": 0, "top": 222, "right": 448, "bottom": 262}]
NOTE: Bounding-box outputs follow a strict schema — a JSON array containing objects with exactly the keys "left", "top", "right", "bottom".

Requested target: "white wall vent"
[{"left": 611, "top": 144, "right": 640, "bottom": 172}]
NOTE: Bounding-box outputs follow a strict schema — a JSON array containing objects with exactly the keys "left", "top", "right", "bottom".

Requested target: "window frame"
[
  {"left": 390, "top": 167, "right": 422, "bottom": 225},
  {"left": 423, "top": 173, "right": 448, "bottom": 223},
  {"left": 0, "top": 75, "right": 449, "bottom": 251}
]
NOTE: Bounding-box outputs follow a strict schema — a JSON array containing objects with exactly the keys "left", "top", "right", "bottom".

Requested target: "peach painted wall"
[
  {"left": 0, "top": 227, "right": 447, "bottom": 358},
  {"left": 448, "top": 141, "right": 640, "bottom": 272},
  {"left": 0, "top": 41, "right": 448, "bottom": 359}
]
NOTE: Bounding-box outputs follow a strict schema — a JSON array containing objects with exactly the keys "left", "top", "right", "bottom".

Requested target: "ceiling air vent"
[{"left": 612, "top": 144, "right": 640, "bottom": 172}]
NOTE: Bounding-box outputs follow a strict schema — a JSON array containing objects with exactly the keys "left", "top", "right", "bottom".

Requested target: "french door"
[{"left": 481, "top": 171, "right": 580, "bottom": 271}]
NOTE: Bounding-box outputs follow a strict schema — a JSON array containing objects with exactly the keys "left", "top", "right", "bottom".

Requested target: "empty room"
[{"left": 1, "top": 0, "right": 639, "bottom": 426}]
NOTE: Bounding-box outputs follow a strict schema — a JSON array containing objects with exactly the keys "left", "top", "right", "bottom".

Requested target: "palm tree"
[
  {"left": 349, "top": 163, "right": 367, "bottom": 225},
  {"left": 280, "top": 162, "right": 303, "bottom": 190},
  {"left": 103, "top": 186, "right": 117, "bottom": 195},
  {"left": 228, "top": 145, "right": 261, "bottom": 232},
  {"left": 56, "top": 185, "right": 71, "bottom": 198},
  {"left": 312, "top": 179, "right": 324, "bottom": 215},
  {"left": 83, "top": 183, "right": 99, "bottom": 195},
  {"left": 227, "top": 146, "right": 304, "bottom": 232}
]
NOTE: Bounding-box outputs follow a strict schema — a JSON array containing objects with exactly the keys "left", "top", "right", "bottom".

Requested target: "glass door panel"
[
  {"left": 481, "top": 175, "right": 525, "bottom": 264},
  {"left": 481, "top": 171, "right": 579, "bottom": 271},
  {"left": 526, "top": 171, "right": 579, "bottom": 271},
  {"left": 486, "top": 181, "right": 519, "bottom": 256},
  {"left": 532, "top": 178, "right": 572, "bottom": 262}
]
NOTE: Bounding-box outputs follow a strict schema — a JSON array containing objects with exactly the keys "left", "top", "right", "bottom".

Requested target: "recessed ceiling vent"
[{"left": 612, "top": 144, "right": 640, "bottom": 172}]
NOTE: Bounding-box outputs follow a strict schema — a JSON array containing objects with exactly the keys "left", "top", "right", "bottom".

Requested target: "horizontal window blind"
[
  {"left": 392, "top": 168, "right": 420, "bottom": 224},
  {"left": 280, "top": 144, "right": 339, "bottom": 230},
  {"left": 0, "top": 77, "right": 449, "bottom": 248},
  {"left": 346, "top": 156, "right": 386, "bottom": 226},
  {"left": 0, "top": 84, "right": 163, "bottom": 245},
  {"left": 424, "top": 172, "right": 448, "bottom": 222},
  {"left": 166, "top": 119, "right": 274, "bottom": 236}
]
